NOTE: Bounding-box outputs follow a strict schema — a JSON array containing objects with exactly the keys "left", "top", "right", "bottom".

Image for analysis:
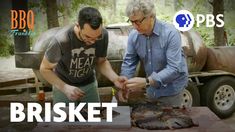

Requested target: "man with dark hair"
[{"left": 40, "top": 7, "right": 126, "bottom": 105}]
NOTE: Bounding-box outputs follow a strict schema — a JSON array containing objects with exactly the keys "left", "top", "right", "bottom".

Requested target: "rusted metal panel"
[
  {"left": 15, "top": 51, "right": 44, "bottom": 69},
  {"left": 204, "top": 46, "right": 235, "bottom": 74},
  {"left": 181, "top": 30, "right": 208, "bottom": 72},
  {"left": 189, "top": 70, "right": 235, "bottom": 78}
]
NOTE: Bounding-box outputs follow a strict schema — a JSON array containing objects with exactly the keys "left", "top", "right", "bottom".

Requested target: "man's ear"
[
  {"left": 75, "top": 22, "right": 80, "bottom": 29},
  {"left": 150, "top": 15, "right": 156, "bottom": 19}
]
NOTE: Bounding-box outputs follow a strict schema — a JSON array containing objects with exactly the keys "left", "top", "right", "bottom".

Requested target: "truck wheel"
[
  {"left": 182, "top": 82, "right": 200, "bottom": 107},
  {"left": 201, "top": 76, "right": 235, "bottom": 119}
]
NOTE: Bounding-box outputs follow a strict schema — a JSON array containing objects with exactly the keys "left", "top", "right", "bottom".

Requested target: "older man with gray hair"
[{"left": 120, "top": 0, "right": 188, "bottom": 107}]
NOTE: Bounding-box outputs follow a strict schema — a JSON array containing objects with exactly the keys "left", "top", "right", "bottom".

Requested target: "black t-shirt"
[{"left": 45, "top": 25, "right": 108, "bottom": 86}]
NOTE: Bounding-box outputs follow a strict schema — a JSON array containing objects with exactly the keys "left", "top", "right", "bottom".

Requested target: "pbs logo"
[
  {"left": 173, "top": 10, "right": 194, "bottom": 32},
  {"left": 173, "top": 10, "right": 224, "bottom": 32}
]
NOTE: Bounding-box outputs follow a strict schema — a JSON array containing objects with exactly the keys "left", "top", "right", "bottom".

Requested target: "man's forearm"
[
  {"left": 97, "top": 59, "right": 118, "bottom": 83},
  {"left": 40, "top": 68, "right": 66, "bottom": 92}
]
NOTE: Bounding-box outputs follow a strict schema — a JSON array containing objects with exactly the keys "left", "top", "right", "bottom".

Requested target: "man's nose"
[
  {"left": 88, "top": 40, "right": 95, "bottom": 44},
  {"left": 133, "top": 25, "right": 141, "bottom": 31},
  {"left": 132, "top": 23, "right": 140, "bottom": 29}
]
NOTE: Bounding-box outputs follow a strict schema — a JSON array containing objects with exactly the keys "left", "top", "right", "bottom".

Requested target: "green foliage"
[
  {"left": 1, "top": 0, "right": 234, "bottom": 57},
  {"left": 71, "top": 0, "right": 110, "bottom": 13},
  {"left": 0, "top": 31, "right": 14, "bottom": 57},
  {"left": 0, "top": 5, "right": 14, "bottom": 57},
  {"left": 189, "top": 0, "right": 214, "bottom": 46},
  {"left": 224, "top": 10, "right": 235, "bottom": 46},
  {"left": 194, "top": 26, "right": 214, "bottom": 47},
  {"left": 28, "top": 0, "right": 46, "bottom": 12},
  {"left": 98, "top": 0, "right": 128, "bottom": 25},
  {"left": 190, "top": 0, "right": 235, "bottom": 46}
]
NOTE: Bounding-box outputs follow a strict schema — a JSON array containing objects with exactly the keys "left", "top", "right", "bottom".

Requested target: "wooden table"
[{"left": 33, "top": 107, "right": 234, "bottom": 132}]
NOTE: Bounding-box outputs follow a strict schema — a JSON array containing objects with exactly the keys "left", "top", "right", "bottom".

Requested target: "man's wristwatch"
[{"left": 145, "top": 78, "right": 150, "bottom": 87}]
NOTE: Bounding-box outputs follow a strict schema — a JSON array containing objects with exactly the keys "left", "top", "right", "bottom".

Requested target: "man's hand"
[
  {"left": 113, "top": 76, "right": 128, "bottom": 90},
  {"left": 63, "top": 84, "right": 85, "bottom": 101},
  {"left": 125, "top": 77, "right": 146, "bottom": 92},
  {"left": 115, "top": 88, "right": 130, "bottom": 102},
  {"left": 112, "top": 76, "right": 129, "bottom": 102}
]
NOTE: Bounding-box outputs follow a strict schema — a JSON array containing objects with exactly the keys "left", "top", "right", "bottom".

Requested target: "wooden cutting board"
[{"left": 34, "top": 106, "right": 131, "bottom": 130}]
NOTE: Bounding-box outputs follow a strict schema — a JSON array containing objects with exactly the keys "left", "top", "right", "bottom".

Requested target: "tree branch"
[{"left": 208, "top": 0, "right": 213, "bottom": 5}]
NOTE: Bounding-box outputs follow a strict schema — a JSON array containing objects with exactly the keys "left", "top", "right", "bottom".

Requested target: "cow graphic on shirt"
[
  {"left": 71, "top": 47, "right": 84, "bottom": 57},
  {"left": 69, "top": 47, "right": 95, "bottom": 77},
  {"left": 84, "top": 48, "right": 95, "bottom": 56}
]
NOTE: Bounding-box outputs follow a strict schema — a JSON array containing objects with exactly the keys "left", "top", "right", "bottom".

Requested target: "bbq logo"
[
  {"left": 173, "top": 10, "right": 194, "bottom": 32},
  {"left": 10, "top": 10, "right": 35, "bottom": 36}
]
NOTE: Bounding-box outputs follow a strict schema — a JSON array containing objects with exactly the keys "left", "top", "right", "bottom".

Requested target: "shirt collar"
[{"left": 152, "top": 19, "right": 161, "bottom": 36}]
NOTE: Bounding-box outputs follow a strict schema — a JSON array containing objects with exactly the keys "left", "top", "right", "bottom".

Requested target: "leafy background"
[{"left": 0, "top": 0, "right": 234, "bottom": 56}]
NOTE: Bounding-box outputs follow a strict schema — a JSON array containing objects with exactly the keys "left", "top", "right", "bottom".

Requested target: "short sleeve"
[
  {"left": 95, "top": 29, "right": 108, "bottom": 57},
  {"left": 45, "top": 37, "right": 62, "bottom": 63}
]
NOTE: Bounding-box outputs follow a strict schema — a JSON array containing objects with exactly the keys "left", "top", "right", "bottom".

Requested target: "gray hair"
[{"left": 126, "top": 0, "right": 156, "bottom": 17}]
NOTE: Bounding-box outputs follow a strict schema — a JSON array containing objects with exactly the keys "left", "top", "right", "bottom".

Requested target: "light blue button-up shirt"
[{"left": 121, "top": 19, "right": 188, "bottom": 99}]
